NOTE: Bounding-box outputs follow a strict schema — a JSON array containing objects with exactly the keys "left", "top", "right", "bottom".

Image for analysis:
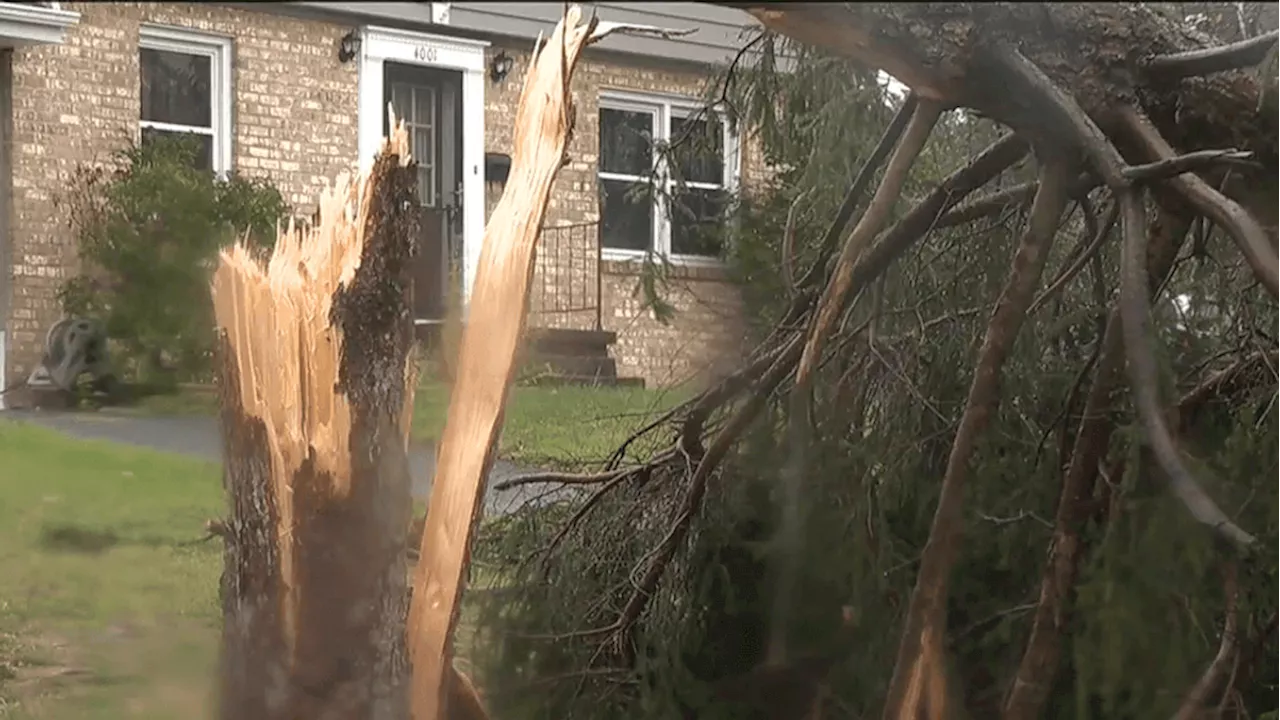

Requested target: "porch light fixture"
[
  {"left": 489, "top": 51, "right": 514, "bottom": 84},
  {"left": 337, "top": 29, "right": 361, "bottom": 64}
]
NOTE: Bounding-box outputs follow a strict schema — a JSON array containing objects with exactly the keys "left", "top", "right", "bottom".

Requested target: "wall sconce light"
[
  {"left": 489, "top": 51, "right": 514, "bottom": 84},
  {"left": 337, "top": 30, "right": 361, "bottom": 64}
]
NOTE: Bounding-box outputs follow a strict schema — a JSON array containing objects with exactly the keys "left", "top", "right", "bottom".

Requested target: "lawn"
[
  {"left": 0, "top": 423, "right": 507, "bottom": 718},
  {"left": 132, "top": 379, "right": 690, "bottom": 469},
  {"left": 0, "top": 377, "right": 687, "bottom": 717},
  {"left": 0, "top": 422, "right": 224, "bottom": 719}
]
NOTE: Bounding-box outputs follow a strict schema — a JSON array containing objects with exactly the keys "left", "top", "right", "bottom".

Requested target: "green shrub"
[{"left": 58, "top": 134, "right": 288, "bottom": 384}]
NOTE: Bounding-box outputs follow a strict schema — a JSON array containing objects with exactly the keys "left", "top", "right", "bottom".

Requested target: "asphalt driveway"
[{"left": 1, "top": 409, "right": 554, "bottom": 517}]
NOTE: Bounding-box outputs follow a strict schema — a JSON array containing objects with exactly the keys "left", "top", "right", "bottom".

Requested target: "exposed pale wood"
[
  {"left": 211, "top": 117, "right": 419, "bottom": 720},
  {"left": 405, "top": 6, "right": 681, "bottom": 719}
]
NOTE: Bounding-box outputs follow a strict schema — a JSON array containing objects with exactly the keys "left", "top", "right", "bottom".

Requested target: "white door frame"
[{"left": 357, "top": 25, "right": 488, "bottom": 310}]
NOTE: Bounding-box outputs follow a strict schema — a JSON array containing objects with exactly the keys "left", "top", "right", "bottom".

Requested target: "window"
[
  {"left": 388, "top": 79, "right": 439, "bottom": 207},
  {"left": 139, "top": 25, "right": 232, "bottom": 175},
  {"left": 598, "top": 93, "right": 738, "bottom": 262}
]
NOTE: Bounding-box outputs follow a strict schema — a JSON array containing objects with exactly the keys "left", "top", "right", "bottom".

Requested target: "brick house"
[{"left": 0, "top": 1, "right": 765, "bottom": 402}]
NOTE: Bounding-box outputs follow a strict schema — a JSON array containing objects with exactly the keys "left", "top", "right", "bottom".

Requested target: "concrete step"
[
  {"left": 523, "top": 353, "right": 617, "bottom": 383},
  {"left": 526, "top": 327, "right": 616, "bottom": 358}
]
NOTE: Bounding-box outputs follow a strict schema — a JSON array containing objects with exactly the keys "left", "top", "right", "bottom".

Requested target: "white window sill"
[{"left": 600, "top": 248, "right": 725, "bottom": 267}]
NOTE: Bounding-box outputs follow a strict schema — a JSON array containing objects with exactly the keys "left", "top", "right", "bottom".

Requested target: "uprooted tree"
[{"left": 471, "top": 4, "right": 1278, "bottom": 719}]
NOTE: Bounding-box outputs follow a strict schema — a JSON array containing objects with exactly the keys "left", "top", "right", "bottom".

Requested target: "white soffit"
[{"left": 0, "top": 2, "right": 80, "bottom": 47}]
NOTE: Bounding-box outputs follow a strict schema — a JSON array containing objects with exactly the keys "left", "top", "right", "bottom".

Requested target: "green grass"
[
  {"left": 0, "top": 375, "right": 685, "bottom": 717},
  {"left": 0, "top": 422, "right": 224, "bottom": 719},
  {"left": 0, "top": 424, "right": 507, "bottom": 719},
  {"left": 409, "top": 381, "right": 689, "bottom": 468},
  {"left": 128, "top": 379, "right": 690, "bottom": 469}
]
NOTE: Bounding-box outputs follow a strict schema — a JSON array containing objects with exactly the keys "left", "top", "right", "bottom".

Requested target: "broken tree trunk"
[
  {"left": 403, "top": 6, "right": 598, "bottom": 708},
  {"left": 404, "top": 6, "right": 694, "bottom": 719},
  {"left": 211, "top": 121, "right": 419, "bottom": 720}
]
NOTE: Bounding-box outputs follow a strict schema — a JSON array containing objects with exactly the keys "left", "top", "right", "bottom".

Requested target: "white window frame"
[
  {"left": 598, "top": 89, "right": 741, "bottom": 266},
  {"left": 138, "top": 24, "right": 233, "bottom": 177}
]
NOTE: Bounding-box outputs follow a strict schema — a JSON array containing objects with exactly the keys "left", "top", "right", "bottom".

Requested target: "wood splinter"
[
  {"left": 212, "top": 112, "right": 421, "bottom": 720},
  {"left": 405, "top": 6, "right": 691, "bottom": 720}
]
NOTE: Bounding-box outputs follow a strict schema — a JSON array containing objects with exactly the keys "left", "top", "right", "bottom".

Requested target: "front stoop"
[{"left": 414, "top": 323, "right": 643, "bottom": 388}]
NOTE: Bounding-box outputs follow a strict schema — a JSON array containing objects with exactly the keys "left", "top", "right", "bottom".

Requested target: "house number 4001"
[{"left": 414, "top": 45, "right": 439, "bottom": 62}]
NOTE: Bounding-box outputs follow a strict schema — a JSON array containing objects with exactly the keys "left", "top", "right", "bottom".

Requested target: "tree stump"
[{"left": 210, "top": 120, "right": 419, "bottom": 720}]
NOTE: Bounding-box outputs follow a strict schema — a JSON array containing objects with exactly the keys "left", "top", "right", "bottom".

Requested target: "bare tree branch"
[
  {"left": 1028, "top": 200, "right": 1120, "bottom": 315},
  {"left": 797, "top": 98, "right": 942, "bottom": 386},
  {"left": 938, "top": 149, "right": 1256, "bottom": 230},
  {"left": 796, "top": 94, "right": 922, "bottom": 291},
  {"left": 882, "top": 153, "right": 1073, "bottom": 720},
  {"left": 1145, "top": 28, "right": 1280, "bottom": 78},
  {"left": 1005, "top": 204, "right": 1193, "bottom": 720},
  {"left": 1118, "top": 106, "right": 1278, "bottom": 297}
]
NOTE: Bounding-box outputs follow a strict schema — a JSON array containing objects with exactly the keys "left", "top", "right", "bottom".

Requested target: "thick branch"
[
  {"left": 1111, "top": 108, "right": 1261, "bottom": 551},
  {"left": 852, "top": 134, "right": 1030, "bottom": 283},
  {"left": 797, "top": 94, "right": 922, "bottom": 292},
  {"left": 766, "top": 94, "right": 928, "bottom": 669},
  {"left": 1145, "top": 29, "right": 1280, "bottom": 79},
  {"left": 797, "top": 98, "right": 942, "bottom": 386},
  {"left": 991, "top": 45, "right": 1258, "bottom": 552},
  {"left": 1004, "top": 205, "right": 1193, "bottom": 720},
  {"left": 938, "top": 149, "right": 1256, "bottom": 230},
  {"left": 1118, "top": 105, "right": 1278, "bottom": 297},
  {"left": 882, "top": 155, "right": 1072, "bottom": 720}
]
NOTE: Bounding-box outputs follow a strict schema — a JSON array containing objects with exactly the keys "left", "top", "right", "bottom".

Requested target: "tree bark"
[
  {"left": 720, "top": 3, "right": 1277, "bottom": 170},
  {"left": 405, "top": 7, "right": 694, "bottom": 719},
  {"left": 211, "top": 124, "right": 419, "bottom": 720}
]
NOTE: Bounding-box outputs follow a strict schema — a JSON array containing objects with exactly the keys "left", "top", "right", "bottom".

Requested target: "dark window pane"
[
  {"left": 141, "top": 128, "right": 214, "bottom": 172},
  {"left": 599, "top": 108, "right": 653, "bottom": 176},
  {"left": 140, "top": 48, "right": 212, "bottom": 127},
  {"left": 670, "top": 187, "right": 727, "bottom": 257},
  {"left": 390, "top": 81, "right": 439, "bottom": 206},
  {"left": 670, "top": 114, "right": 724, "bottom": 185},
  {"left": 600, "top": 178, "right": 652, "bottom": 251}
]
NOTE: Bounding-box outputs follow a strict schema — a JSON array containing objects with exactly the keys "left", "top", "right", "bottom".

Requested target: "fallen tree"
[{"left": 472, "top": 3, "right": 1278, "bottom": 719}]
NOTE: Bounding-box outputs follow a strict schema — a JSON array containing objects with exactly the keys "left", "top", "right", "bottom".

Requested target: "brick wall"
[
  {"left": 3, "top": 6, "right": 757, "bottom": 390},
  {"left": 483, "top": 41, "right": 762, "bottom": 387},
  {"left": 3, "top": 2, "right": 357, "bottom": 382}
]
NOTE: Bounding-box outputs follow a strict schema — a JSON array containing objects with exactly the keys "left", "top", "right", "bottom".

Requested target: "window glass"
[
  {"left": 600, "top": 178, "right": 653, "bottom": 251},
  {"left": 669, "top": 187, "right": 728, "bottom": 257},
  {"left": 140, "top": 48, "right": 212, "bottom": 128},
  {"left": 600, "top": 108, "right": 653, "bottom": 177},
  {"left": 670, "top": 114, "right": 724, "bottom": 186}
]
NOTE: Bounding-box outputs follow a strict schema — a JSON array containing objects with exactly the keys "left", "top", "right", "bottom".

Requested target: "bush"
[{"left": 58, "top": 134, "right": 288, "bottom": 384}]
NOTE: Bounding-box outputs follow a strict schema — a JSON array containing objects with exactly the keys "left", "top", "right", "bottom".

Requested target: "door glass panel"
[{"left": 389, "top": 80, "right": 439, "bottom": 206}]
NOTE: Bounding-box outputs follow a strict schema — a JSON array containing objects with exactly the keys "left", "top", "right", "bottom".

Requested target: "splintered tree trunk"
[
  {"left": 211, "top": 122, "right": 419, "bottom": 720},
  {"left": 404, "top": 8, "right": 599, "bottom": 719},
  {"left": 405, "top": 6, "right": 687, "bottom": 719}
]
